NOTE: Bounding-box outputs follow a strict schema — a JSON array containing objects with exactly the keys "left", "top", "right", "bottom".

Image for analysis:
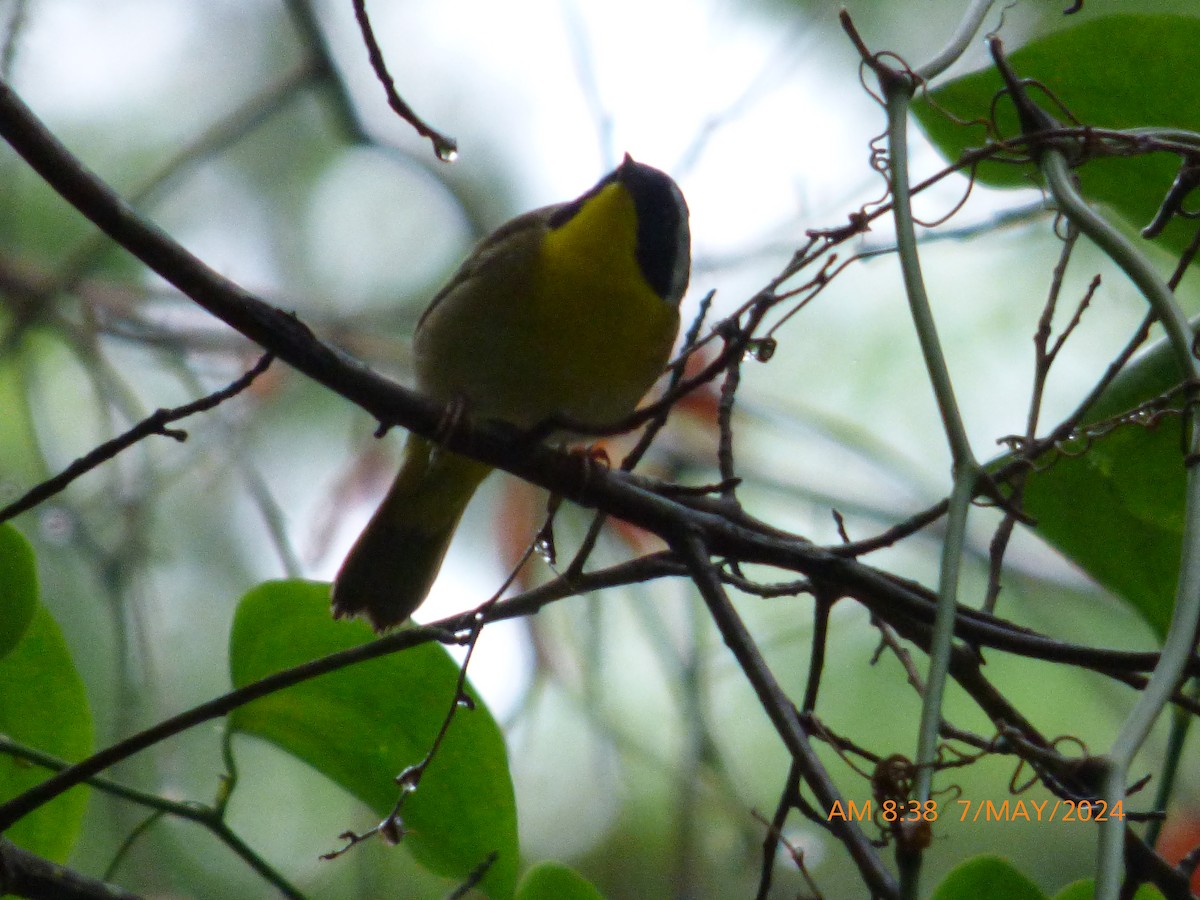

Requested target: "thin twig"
[
  {"left": 0, "top": 354, "right": 274, "bottom": 523},
  {"left": 985, "top": 225, "right": 1082, "bottom": 610},
  {"left": 351, "top": 0, "right": 457, "bottom": 160},
  {"left": 756, "top": 759, "right": 804, "bottom": 900},
  {"left": 0, "top": 735, "right": 297, "bottom": 898}
]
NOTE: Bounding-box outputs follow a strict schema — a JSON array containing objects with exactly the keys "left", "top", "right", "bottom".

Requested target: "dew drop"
[
  {"left": 534, "top": 536, "right": 556, "bottom": 565},
  {"left": 745, "top": 337, "right": 777, "bottom": 363},
  {"left": 380, "top": 817, "right": 404, "bottom": 845},
  {"left": 394, "top": 766, "right": 420, "bottom": 791}
]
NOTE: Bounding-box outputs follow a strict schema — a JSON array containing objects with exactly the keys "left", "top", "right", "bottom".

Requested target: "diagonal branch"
[
  {"left": 0, "top": 838, "right": 143, "bottom": 900},
  {"left": 670, "top": 529, "right": 899, "bottom": 898}
]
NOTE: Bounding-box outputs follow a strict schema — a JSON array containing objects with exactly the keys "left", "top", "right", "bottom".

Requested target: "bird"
[{"left": 331, "top": 154, "right": 691, "bottom": 631}]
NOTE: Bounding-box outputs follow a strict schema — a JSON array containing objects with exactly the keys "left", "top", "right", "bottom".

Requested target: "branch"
[
  {"left": 0, "top": 736, "right": 302, "bottom": 898},
  {"left": 991, "top": 35, "right": 1200, "bottom": 900},
  {"left": 0, "top": 354, "right": 273, "bottom": 523},
  {"left": 0, "top": 78, "right": 731, "bottom": 516},
  {"left": 0, "top": 554, "right": 688, "bottom": 831},
  {"left": 0, "top": 618, "right": 451, "bottom": 831},
  {"left": 671, "top": 530, "right": 899, "bottom": 898},
  {"left": 0, "top": 838, "right": 143, "bottom": 900},
  {"left": 350, "top": 0, "right": 457, "bottom": 160}
]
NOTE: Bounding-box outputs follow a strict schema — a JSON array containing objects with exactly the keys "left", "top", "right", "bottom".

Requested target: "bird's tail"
[{"left": 332, "top": 435, "right": 491, "bottom": 630}]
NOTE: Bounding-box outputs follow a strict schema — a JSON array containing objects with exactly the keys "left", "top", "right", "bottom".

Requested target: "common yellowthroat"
[{"left": 332, "top": 155, "right": 691, "bottom": 630}]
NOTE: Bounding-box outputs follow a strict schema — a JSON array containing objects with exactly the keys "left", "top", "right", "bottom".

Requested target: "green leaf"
[
  {"left": 0, "top": 525, "right": 38, "bottom": 659},
  {"left": 1013, "top": 411, "right": 1186, "bottom": 640},
  {"left": 515, "top": 861, "right": 605, "bottom": 900},
  {"left": 985, "top": 313, "right": 1194, "bottom": 638},
  {"left": 1053, "top": 880, "right": 1165, "bottom": 900},
  {"left": 915, "top": 14, "right": 1200, "bottom": 255},
  {"left": 0, "top": 604, "right": 94, "bottom": 861},
  {"left": 228, "top": 580, "right": 518, "bottom": 899},
  {"left": 931, "top": 855, "right": 1047, "bottom": 900}
]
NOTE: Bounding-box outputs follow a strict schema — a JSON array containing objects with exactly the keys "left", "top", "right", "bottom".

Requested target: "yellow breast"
[{"left": 414, "top": 181, "right": 679, "bottom": 430}]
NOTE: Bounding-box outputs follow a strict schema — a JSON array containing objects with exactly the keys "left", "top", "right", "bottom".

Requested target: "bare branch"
[{"left": 0, "top": 354, "right": 274, "bottom": 523}]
